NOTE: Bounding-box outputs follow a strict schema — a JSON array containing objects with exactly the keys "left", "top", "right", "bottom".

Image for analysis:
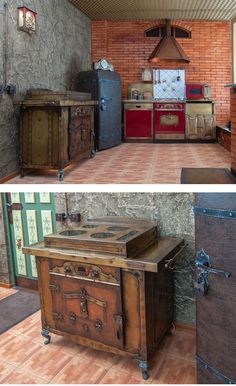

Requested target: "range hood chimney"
[{"left": 148, "top": 20, "right": 190, "bottom": 63}]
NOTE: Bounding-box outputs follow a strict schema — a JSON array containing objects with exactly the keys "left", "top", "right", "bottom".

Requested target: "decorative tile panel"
[
  {"left": 30, "top": 255, "right": 38, "bottom": 278},
  {"left": 26, "top": 210, "right": 38, "bottom": 244},
  {"left": 11, "top": 193, "right": 20, "bottom": 204},
  {"left": 25, "top": 193, "right": 35, "bottom": 203},
  {"left": 12, "top": 210, "right": 26, "bottom": 276},
  {"left": 41, "top": 210, "right": 53, "bottom": 236},
  {"left": 39, "top": 193, "right": 51, "bottom": 203}
]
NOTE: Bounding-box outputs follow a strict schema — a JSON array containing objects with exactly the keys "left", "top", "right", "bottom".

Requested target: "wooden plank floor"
[
  {"left": 0, "top": 288, "right": 196, "bottom": 384},
  {"left": 6, "top": 143, "right": 231, "bottom": 184}
]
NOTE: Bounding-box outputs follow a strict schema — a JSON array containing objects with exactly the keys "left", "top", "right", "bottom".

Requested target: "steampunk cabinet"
[
  {"left": 185, "top": 102, "right": 216, "bottom": 140},
  {"left": 194, "top": 194, "right": 236, "bottom": 384},
  {"left": 23, "top": 217, "right": 185, "bottom": 380},
  {"left": 20, "top": 90, "right": 97, "bottom": 181}
]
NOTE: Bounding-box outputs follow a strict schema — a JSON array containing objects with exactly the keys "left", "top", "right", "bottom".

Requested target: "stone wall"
[
  {"left": 0, "top": 0, "right": 91, "bottom": 179},
  {"left": 54, "top": 192, "right": 196, "bottom": 324},
  {"left": 0, "top": 195, "right": 11, "bottom": 285}
]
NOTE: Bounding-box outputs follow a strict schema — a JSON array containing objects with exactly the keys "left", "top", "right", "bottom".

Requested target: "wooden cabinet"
[
  {"left": 124, "top": 103, "right": 153, "bottom": 142},
  {"left": 23, "top": 217, "right": 184, "bottom": 380},
  {"left": 185, "top": 102, "right": 216, "bottom": 140},
  {"left": 20, "top": 91, "right": 97, "bottom": 181},
  {"left": 217, "top": 127, "right": 231, "bottom": 152}
]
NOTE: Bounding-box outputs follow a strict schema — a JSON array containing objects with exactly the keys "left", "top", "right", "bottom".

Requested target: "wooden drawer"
[
  {"left": 48, "top": 269, "right": 124, "bottom": 349},
  {"left": 49, "top": 259, "right": 120, "bottom": 285}
]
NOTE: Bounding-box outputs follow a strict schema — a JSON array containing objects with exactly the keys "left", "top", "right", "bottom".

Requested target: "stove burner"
[
  {"left": 91, "top": 232, "right": 115, "bottom": 239},
  {"left": 82, "top": 225, "right": 98, "bottom": 229},
  {"left": 107, "top": 226, "right": 129, "bottom": 232},
  {"left": 60, "top": 230, "right": 87, "bottom": 237}
]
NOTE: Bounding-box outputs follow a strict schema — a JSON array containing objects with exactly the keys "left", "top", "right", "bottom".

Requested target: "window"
[{"left": 145, "top": 25, "right": 191, "bottom": 39}]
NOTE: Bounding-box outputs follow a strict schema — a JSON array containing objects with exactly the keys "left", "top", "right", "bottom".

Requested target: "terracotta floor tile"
[
  {"left": 151, "top": 355, "right": 196, "bottom": 384},
  {"left": 50, "top": 356, "right": 108, "bottom": 384},
  {"left": 18, "top": 344, "right": 73, "bottom": 382},
  {"left": 0, "top": 334, "right": 40, "bottom": 366},
  {"left": 0, "top": 359, "right": 16, "bottom": 382},
  {"left": 1, "top": 368, "right": 48, "bottom": 384},
  {"left": 99, "top": 367, "right": 146, "bottom": 384},
  {"left": 6, "top": 143, "right": 231, "bottom": 184}
]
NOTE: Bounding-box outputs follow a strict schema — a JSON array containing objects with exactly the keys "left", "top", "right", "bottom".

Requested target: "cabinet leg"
[
  {"left": 41, "top": 329, "right": 51, "bottom": 345},
  {"left": 20, "top": 168, "right": 25, "bottom": 178},
  {"left": 139, "top": 361, "right": 150, "bottom": 380},
  {"left": 58, "top": 169, "right": 64, "bottom": 182},
  {"left": 90, "top": 149, "right": 96, "bottom": 158}
]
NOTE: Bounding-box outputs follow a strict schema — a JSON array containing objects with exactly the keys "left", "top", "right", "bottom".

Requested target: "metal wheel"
[
  {"left": 58, "top": 169, "right": 64, "bottom": 182},
  {"left": 142, "top": 370, "right": 149, "bottom": 380}
]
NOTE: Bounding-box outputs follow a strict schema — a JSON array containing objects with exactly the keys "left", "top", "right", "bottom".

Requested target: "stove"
[
  {"left": 44, "top": 218, "right": 158, "bottom": 258},
  {"left": 154, "top": 101, "right": 185, "bottom": 140}
]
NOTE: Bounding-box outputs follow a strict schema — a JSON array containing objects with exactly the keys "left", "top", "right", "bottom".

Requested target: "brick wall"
[
  {"left": 92, "top": 20, "right": 232, "bottom": 124},
  {"left": 231, "top": 89, "right": 236, "bottom": 173}
]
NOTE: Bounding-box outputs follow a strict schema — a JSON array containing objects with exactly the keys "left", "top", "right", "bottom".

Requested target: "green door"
[{"left": 4, "top": 192, "right": 57, "bottom": 287}]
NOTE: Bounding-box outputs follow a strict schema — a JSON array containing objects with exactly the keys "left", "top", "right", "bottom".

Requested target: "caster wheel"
[
  {"left": 44, "top": 335, "right": 51, "bottom": 345},
  {"left": 142, "top": 371, "right": 149, "bottom": 380},
  {"left": 90, "top": 150, "right": 96, "bottom": 158},
  {"left": 58, "top": 170, "right": 64, "bottom": 182}
]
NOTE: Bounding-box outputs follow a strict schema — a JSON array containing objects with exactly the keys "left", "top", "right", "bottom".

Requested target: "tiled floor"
[
  {"left": 6, "top": 143, "right": 231, "bottom": 184},
  {"left": 0, "top": 287, "right": 18, "bottom": 300},
  {"left": 0, "top": 290, "right": 196, "bottom": 384}
]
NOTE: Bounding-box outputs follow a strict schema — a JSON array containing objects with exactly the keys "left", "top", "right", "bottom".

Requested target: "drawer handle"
[
  {"left": 64, "top": 265, "right": 72, "bottom": 275},
  {"left": 69, "top": 312, "right": 77, "bottom": 324},
  {"left": 94, "top": 319, "right": 103, "bottom": 331},
  {"left": 52, "top": 312, "right": 63, "bottom": 321}
]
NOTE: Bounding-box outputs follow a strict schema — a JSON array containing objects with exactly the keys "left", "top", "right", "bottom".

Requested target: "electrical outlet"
[{"left": 5, "top": 84, "right": 17, "bottom": 95}]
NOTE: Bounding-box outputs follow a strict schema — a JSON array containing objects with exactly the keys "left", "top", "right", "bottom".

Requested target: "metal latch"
[{"left": 195, "top": 249, "right": 231, "bottom": 296}]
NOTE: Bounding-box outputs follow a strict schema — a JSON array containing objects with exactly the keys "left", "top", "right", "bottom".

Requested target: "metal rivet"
[
  {"left": 229, "top": 212, "right": 233, "bottom": 217},
  {"left": 203, "top": 209, "right": 207, "bottom": 213}
]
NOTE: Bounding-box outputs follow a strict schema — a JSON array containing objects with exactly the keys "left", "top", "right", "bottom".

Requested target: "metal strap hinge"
[
  {"left": 196, "top": 355, "right": 236, "bottom": 384},
  {"left": 194, "top": 206, "right": 236, "bottom": 219}
]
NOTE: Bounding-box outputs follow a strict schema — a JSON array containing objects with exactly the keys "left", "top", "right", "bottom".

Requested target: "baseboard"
[
  {"left": 0, "top": 170, "right": 20, "bottom": 184},
  {"left": 175, "top": 321, "right": 196, "bottom": 332},
  {"left": 0, "top": 281, "right": 13, "bottom": 289}
]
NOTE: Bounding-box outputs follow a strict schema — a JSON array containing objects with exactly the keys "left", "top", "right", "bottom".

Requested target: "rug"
[
  {"left": 181, "top": 168, "right": 236, "bottom": 184},
  {"left": 0, "top": 289, "right": 40, "bottom": 334}
]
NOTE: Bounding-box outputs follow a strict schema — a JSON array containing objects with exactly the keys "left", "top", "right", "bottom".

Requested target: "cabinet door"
[
  {"left": 124, "top": 109, "right": 153, "bottom": 139},
  {"left": 47, "top": 260, "right": 124, "bottom": 349},
  {"left": 201, "top": 115, "right": 216, "bottom": 140},
  {"left": 69, "top": 106, "right": 93, "bottom": 159},
  {"left": 185, "top": 115, "right": 198, "bottom": 139}
]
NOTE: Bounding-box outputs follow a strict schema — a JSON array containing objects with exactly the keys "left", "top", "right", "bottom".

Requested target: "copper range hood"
[{"left": 149, "top": 20, "right": 190, "bottom": 63}]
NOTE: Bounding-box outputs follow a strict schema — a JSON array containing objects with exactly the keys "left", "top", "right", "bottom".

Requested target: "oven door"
[{"left": 154, "top": 109, "right": 185, "bottom": 139}]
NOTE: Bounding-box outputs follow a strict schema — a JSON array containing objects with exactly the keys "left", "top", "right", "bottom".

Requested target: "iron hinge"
[
  {"left": 194, "top": 206, "right": 236, "bottom": 219},
  {"left": 196, "top": 355, "right": 236, "bottom": 384}
]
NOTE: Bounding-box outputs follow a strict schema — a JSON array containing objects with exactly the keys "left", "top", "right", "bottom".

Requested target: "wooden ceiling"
[{"left": 69, "top": 0, "right": 236, "bottom": 21}]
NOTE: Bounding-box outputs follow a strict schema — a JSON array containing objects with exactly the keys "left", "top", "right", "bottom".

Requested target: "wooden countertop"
[
  {"left": 20, "top": 100, "right": 98, "bottom": 107},
  {"left": 22, "top": 237, "right": 185, "bottom": 273}
]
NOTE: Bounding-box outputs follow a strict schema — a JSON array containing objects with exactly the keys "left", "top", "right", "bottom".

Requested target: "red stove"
[{"left": 154, "top": 102, "right": 185, "bottom": 140}]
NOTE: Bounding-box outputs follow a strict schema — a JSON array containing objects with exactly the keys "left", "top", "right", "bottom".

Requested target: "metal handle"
[
  {"left": 164, "top": 243, "right": 188, "bottom": 269},
  {"left": 196, "top": 249, "right": 231, "bottom": 278},
  {"left": 195, "top": 249, "right": 231, "bottom": 296}
]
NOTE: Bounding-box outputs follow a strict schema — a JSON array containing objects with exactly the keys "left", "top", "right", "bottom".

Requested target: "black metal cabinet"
[{"left": 77, "top": 70, "right": 122, "bottom": 151}]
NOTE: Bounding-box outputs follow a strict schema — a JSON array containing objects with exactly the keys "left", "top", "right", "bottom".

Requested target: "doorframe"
[
  {"left": 2, "top": 193, "right": 17, "bottom": 286},
  {"left": 2, "top": 192, "right": 57, "bottom": 289}
]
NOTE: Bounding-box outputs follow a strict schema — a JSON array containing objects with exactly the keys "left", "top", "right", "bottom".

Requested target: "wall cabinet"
[
  {"left": 20, "top": 91, "right": 97, "bottom": 181},
  {"left": 185, "top": 102, "right": 216, "bottom": 140},
  {"left": 23, "top": 217, "right": 184, "bottom": 380}
]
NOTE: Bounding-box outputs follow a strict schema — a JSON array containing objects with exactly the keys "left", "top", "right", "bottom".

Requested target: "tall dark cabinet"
[
  {"left": 195, "top": 193, "right": 236, "bottom": 384},
  {"left": 77, "top": 70, "right": 122, "bottom": 151}
]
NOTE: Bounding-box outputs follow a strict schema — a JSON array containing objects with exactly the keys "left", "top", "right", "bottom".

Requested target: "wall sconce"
[{"left": 18, "top": 7, "right": 37, "bottom": 34}]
